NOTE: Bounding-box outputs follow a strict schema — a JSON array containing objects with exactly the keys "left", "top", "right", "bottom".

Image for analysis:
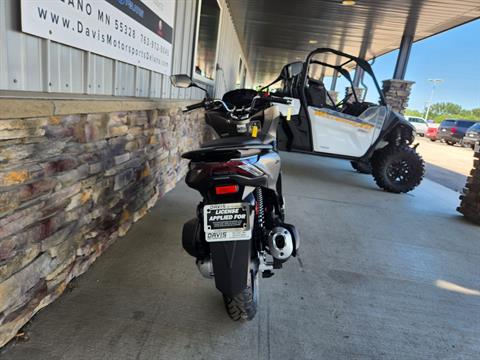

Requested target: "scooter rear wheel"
[{"left": 223, "top": 270, "right": 258, "bottom": 321}]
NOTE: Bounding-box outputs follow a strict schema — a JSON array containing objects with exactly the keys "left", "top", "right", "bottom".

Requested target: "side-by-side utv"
[{"left": 270, "top": 48, "right": 424, "bottom": 193}]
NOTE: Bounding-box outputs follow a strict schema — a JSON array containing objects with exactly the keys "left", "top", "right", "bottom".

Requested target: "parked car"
[
  {"left": 437, "top": 119, "right": 478, "bottom": 145},
  {"left": 462, "top": 122, "right": 480, "bottom": 149},
  {"left": 425, "top": 123, "right": 439, "bottom": 141},
  {"left": 405, "top": 116, "right": 428, "bottom": 136}
]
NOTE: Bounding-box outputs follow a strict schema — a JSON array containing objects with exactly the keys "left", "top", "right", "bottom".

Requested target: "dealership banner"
[{"left": 20, "top": 0, "right": 175, "bottom": 75}]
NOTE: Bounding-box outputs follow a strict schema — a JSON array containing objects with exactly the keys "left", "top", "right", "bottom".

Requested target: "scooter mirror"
[{"left": 170, "top": 74, "right": 193, "bottom": 88}]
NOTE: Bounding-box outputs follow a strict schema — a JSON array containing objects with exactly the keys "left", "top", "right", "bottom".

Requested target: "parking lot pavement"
[
  {"left": 2, "top": 152, "right": 480, "bottom": 360},
  {"left": 416, "top": 137, "right": 473, "bottom": 191}
]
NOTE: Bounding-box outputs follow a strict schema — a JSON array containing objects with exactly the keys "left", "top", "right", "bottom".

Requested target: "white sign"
[{"left": 21, "top": 0, "right": 175, "bottom": 75}]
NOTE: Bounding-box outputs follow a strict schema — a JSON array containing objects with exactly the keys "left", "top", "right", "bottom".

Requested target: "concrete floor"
[
  {"left": 2, "top": 152, "right": 480, "bottom": 360},
  {"left": 417, "top": 137, "right": 472, "bottom": 192}
]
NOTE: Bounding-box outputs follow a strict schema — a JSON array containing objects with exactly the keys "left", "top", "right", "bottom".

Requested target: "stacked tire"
[{"left": 457, "top": 148, "right": 480, "bottom": 224}]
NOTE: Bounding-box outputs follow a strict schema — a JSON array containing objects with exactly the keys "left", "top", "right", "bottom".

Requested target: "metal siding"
[
  {"left": 150, "top": 71, "right": 162, "bottom": 98},
  {"left": 210, "top": 0, "right": 251, "bottom": 98},
  {"left": 0, "top": 0, "right": 7, "bottom": 90},
  {"left": 0, "top": 0, "right": 248, "bottom": 99},
  {"left": 115, "top": 61, "right": 135, "bottom": 96},
  {"left": 136, "top": 67, "right": 150, "bottom": 97},
  {"left": 171, "top": 0, "right": 186, "bottom": 99},
  {"left": 48, "top": 42, "right": 84, "bottom": 93},
  {"left": 89, "top": 53, "right": 114, "bottom": 95}
]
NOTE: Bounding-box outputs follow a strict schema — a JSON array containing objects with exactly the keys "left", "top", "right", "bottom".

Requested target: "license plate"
[
  {"left": 442, "top": 129, "right": 446, "bottom": 132},
  {"left": 470, "top": 134, "right": 474, "bottom": 137},
  {"left": 203, "top": 203, "right": 251, "bottom": 242}
]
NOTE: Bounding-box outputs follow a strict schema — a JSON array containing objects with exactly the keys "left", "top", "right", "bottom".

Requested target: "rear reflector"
[
  {"left": 215, "top": 185, "right": 239, "bottom": 195},
  {"left": 451, "top": 127, "right": 457, "bottom": 134}
]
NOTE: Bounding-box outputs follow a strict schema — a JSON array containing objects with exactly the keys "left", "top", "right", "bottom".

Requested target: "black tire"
[
  {"left": 371, "top": 145, "right": 425, "bottom": 194},
  {"left": 430, "top": 138, "right": 436, "bottom": 142},
  {"left": 223, "top": 271, "right": 258, "bottom": 321},
  {"left": 350, "top": 161, "right": 372, "bottom": 174},
  {"left": 446, "top": 140, "right": 455, "bottom": 146}
]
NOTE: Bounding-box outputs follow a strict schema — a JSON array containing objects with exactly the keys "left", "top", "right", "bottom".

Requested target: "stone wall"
[
  {"left": 381, "top": 79, "right": 415, "bottom": 114},
  {"left": 0, "top": 99, "right": 209, "bottom": 347},
  {"left": 457, "top": 145, "right": 480, "bottom": 224}
]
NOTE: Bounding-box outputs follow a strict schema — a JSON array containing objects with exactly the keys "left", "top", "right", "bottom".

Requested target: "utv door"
[
  {"left": 308, "top": 106, "right": 387, "bottom": 157},
  {"left": 278, "top": 103, "right": 387, "bottom": 158},
  {"left": 277, "top": 104, "right": 314, "bottom": 152}
]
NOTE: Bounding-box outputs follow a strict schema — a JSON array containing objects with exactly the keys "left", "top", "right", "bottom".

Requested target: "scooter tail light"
[
  {"left": 215, "top": 184, "right": 239, "bottom": 195},
  {"left": 201, "top": 159, "right": 264, "bottom": 178}
]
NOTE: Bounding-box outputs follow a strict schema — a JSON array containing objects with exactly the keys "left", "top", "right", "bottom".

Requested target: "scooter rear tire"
[{"left": 223, "top": 271, "right": 258, "bottom": 321}]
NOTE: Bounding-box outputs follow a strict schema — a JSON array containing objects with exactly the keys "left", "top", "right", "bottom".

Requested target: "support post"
[
  {"left": 382, "top": 29, "right": 416, "bottom": 113},
  {"left": 393, "top": 34, "right": 414, "bottom": 80},
  {"left": 352, "top": 66, "right": 364, "bottom": 88},
  {"left": 330, "top": 70, "right": 338, "bottom": 91}
]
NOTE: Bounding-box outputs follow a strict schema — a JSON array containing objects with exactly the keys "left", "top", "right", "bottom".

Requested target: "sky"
[{"left": 324, "top": 19, "right": 480, "bottom": 112}]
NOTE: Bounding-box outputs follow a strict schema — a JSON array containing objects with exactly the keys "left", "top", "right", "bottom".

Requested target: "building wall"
[
  {"left": 0, "top": 0, "right": 252, "bottom": 99},
  {"left": 0, "top": 99, "right": 212, "bottom": 348},
  {"left": 0, "top": 0, "right": 250, "bottom": 348}
]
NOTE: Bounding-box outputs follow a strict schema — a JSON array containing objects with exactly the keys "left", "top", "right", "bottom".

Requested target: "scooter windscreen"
[{"left": 222, "top": 89, "right": 258, "bottom": 109}]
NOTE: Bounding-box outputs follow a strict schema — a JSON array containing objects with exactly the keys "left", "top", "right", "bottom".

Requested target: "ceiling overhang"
[{"left": 225, "top": 0, "right": 480, "bottom": 85}]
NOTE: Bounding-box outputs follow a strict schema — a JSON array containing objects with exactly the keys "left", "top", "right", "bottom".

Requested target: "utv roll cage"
[{"left": 301, "top": 48, "right": 386, "bottom": 106}]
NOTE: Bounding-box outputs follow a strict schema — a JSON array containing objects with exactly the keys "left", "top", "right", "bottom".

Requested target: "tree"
[
  {"left": 428, "top": 102, "right": 463, "bottom": 118},
  {"left": 471, "top": 108, "right": 480, "bottom": 119},
  {"left": 404, "top": 109, "right": 423, "bottom": 118},
  {"left": 406, "top": 103, "right": 480, "bottom": 123}
]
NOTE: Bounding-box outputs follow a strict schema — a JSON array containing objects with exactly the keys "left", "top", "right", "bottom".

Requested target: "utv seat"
[
  {"left": 200, "top": 135, "right": 275, "bottom": 149},
  {"left": 341, "top": 101, "right": 374, "bottom": 117},
  {"left": 291, "top": 74, "right": 301, "bottom": 99},
  {"left": 306, "top": 79, "right": 327, "bottom": 108}
]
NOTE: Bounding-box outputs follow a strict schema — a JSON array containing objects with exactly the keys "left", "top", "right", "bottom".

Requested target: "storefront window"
[{"left": 194, "top": 0, "right": 221, "bottom": 80}]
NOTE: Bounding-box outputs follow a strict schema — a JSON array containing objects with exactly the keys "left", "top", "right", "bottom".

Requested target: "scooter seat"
[{"left": 201, "top": 135, "right": 274, "bottom": 149}]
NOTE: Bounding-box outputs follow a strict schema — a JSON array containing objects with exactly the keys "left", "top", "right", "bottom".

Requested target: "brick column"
[
  {"left": 457, "top": 144, "right": 480, "bottom": 224},
  {"left": 381, "top": 79, "right": 415, "bottom": 114}
]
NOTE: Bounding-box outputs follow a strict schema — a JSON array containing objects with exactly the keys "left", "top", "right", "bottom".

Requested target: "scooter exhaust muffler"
[
  {"left": 196, "top": 258, "right": 214, "bottom": 278},
  {"left": 268, "top": 227, "right": 294, "bottom": 261}
]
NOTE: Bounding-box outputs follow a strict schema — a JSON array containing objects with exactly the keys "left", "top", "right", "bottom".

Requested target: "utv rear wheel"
[
  {"left": 371, "top": 145, "right": 424, "bottom": 193},
  {"left": 350, "top": 161, "right": 372, "bottom": 174},
  {"left": 223, "top": 271, "right": 258, "bottom": 321}
]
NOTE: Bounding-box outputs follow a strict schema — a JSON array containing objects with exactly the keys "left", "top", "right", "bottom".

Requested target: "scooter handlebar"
[{"left": 183, "top": 101, "right": 205, "bottom": 112}]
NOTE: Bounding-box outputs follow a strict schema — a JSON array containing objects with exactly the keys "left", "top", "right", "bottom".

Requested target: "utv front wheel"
[
  {"left": 223, "top": 271, "right": 258, "bottom": 321},
  {"left": 351, "top": 161, "right": 372, "bottom": 174},
  {"left": 371, "top": 145, "right": 425, "bottom": 193}
]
